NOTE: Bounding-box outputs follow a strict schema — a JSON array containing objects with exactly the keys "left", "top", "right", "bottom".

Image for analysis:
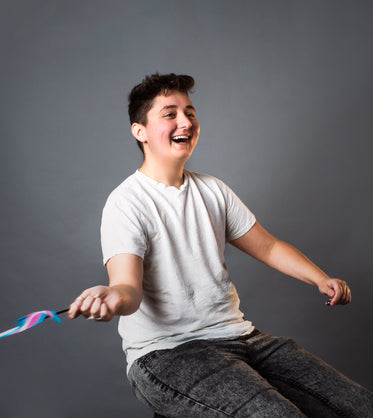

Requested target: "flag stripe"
[{"left": 0, "top": 310, "right": 62, "bottom": 338}]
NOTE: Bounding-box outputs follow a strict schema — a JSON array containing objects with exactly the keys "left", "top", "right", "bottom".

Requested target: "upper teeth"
[{"left": 173, "top": 136, "right": 189, "bottom": 140}]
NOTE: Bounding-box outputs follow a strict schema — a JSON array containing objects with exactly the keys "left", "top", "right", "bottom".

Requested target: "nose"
[{"left": 177, "top": 112, "right": 193, "bottom": 130}]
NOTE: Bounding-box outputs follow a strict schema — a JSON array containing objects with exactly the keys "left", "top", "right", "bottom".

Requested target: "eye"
[{"left": 164, "top": 112, "right": 176, "bottom": 118}]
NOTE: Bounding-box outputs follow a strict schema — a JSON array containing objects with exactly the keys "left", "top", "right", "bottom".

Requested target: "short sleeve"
[
  {"left": 100, "top": 192, "right": 147, "bottom": 265},
  {"left": 223, "top": 183, "right": 256, "bottom": 241}
]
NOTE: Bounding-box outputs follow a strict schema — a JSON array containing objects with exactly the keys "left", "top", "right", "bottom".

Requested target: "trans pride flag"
[{"left": 0, "top": 310, "right": 64, "bottom": 338}]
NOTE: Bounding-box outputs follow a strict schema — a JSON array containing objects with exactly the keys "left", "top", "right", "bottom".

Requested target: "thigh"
[
  {"left": 128, "top": 339, "right": 302, "bottom": 418},
  {"left": 245, "top": 331, "right": 373, "bottom": 418}
]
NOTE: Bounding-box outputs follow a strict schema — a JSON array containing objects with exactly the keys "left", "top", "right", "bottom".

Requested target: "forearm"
[
  {"left": 265, "top": 239, "right": 330, "bottom": 287},
  {"left": 231, "top": 223, "right": 330, "bottom": 286},
  {"left": 107, "top": 253, "right": 144, "bottom": 316},
  {"left": 230, "top": 223, "right": 351, "bottom": 306},
  {"left": 266, "top": 239, "right": 351, "bottom": 305},
  {"left": 109, "top": 283, "right": 142, "bottom": 316}
]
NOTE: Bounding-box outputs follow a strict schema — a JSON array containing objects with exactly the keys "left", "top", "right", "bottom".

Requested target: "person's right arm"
[{"left": 68, "top": 253, "right": 143, "bottom": 321}]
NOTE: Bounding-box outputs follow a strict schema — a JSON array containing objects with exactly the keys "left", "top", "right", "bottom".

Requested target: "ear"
[{"left": 131, "top": 123, "right": 147, "bottom": 143}]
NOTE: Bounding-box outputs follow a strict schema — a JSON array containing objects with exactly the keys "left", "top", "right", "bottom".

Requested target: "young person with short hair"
[{"left": 69, "top": 73, "right": 373, "bottom": 417}]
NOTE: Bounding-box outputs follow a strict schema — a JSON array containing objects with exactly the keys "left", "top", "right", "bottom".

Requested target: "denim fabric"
[{"left": 128, "top": 329, "right": 373, "bottom": 417}]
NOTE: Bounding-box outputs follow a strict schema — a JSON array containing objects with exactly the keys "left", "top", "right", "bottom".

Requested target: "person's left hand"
[{"left": 318, "top": 278, "right": 351, "bottom": 306}]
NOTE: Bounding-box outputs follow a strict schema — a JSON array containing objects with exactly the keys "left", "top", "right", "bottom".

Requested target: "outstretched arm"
[
  {"left": 229, "top": 222, "right": 351, "bottom": 306},
  {"left": 69, "top": 253, "right": 143, "bottom": 321}
]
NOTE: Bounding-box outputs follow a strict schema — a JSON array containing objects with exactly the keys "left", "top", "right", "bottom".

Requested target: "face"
[{"left": 133, "top": 91, "right": 200, "bottom": 165}]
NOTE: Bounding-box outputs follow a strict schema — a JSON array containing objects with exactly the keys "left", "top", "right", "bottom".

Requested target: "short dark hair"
[{"left": 128, "top": 73, "right": 195, "bottom": 153}]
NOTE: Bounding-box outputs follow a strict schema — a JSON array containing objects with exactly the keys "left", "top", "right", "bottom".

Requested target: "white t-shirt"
[{"left": 101, "top": 170, "right": 256, "bottom": 372}]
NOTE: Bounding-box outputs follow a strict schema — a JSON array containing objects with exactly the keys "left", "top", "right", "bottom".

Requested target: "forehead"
[{"left": 150, "top": 91, "right": 194, "bottom": 112}]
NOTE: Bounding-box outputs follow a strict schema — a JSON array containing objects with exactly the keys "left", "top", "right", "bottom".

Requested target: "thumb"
[
  {"left": 327, "top": 280, "right": 340, "bottom": 297},
  {"left": 319, "top": 281, "right": 335, "bottom": 297},
  {"left": 327, "top": 287, "right": 335, "bottom": 298}
]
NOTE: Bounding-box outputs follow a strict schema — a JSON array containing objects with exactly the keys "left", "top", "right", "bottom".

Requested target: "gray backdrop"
[{"left": 1, "top": 1, "right": 372, "bottom": 417}]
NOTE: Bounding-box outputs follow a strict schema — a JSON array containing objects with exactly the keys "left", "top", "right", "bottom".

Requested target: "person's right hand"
[{"left": 68, "top": 285, "right": 122, "bottom": 322}]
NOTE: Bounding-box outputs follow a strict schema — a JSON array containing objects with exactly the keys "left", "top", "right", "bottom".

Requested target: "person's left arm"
[{"left": 229, "top": 222, "right": 351, "bottom": 306}]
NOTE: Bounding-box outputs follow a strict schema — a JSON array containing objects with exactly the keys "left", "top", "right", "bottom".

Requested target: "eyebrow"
[{"left": 160, "top": 105, "right": 196, "bottom": 112}]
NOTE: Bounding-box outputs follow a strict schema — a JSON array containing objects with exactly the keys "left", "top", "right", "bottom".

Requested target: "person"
[{"left": 69, "top": 73, "right": 373, "bottom": 417}]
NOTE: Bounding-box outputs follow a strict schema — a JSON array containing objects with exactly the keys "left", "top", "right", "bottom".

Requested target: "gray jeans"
[{"left": 128, "top": 329, "right": 373, "bottom": 417}]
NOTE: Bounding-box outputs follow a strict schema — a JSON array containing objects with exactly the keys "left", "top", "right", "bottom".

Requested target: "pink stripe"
[
  {"left": 0, "top": 310, "right": 59, "bottom": 338},
  {"left": 18, "top": 312, "right": 45, "bottom": 332},
  {"left": 26, "top": 313, "right": 44, "bottom": 327}
]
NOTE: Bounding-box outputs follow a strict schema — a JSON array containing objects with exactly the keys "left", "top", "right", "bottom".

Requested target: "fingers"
[
  {"left": 81, "top": 295, "right": 98, "bottom": 317},
  {"left": 325, "top": 279, "right": 351, "bottom": 306},
  {"left": 90, "top": 296, "right": 102, "bottom": 317},
  {"left": 69, "top": 286, "right": 112, "bottom": 321},
  {"left": 338, "top": 281, "right": 351, "bottom": 305},
  {"left": 86, "top": 297, "right": 111, "bottom": 321},
  {"left": 99, "top": 303, "right": 109, "bottom": 321},
  {"left": 69, "top": 296, "right": 84, "bottom": 319}
]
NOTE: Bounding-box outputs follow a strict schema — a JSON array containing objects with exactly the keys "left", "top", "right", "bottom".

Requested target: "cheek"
[
  {"left": 157, "top": 121, "right": 174, "bottom": 136},
  {"left": 193, "top": 121, "right": 200, "bottom": 136},
  {"left": 147, "top": 123, "right": 173, "bottom": 143}
]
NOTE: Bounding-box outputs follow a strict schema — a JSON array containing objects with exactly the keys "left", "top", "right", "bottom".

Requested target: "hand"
[
  {"left": 318, "top": 278, "right": 351, "bottom": 306},
  {"left": 68, "top": 285, "right": 122, "bottom": 321}
]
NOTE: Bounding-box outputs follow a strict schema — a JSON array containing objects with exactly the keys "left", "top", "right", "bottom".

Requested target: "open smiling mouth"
[{"left": 171, "top": 135, "right": 190, "bottom": 143}]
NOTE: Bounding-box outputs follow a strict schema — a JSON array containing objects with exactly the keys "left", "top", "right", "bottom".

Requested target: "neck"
[{"left": 139, "top": 159, "right": 185, "bottom": 189}]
